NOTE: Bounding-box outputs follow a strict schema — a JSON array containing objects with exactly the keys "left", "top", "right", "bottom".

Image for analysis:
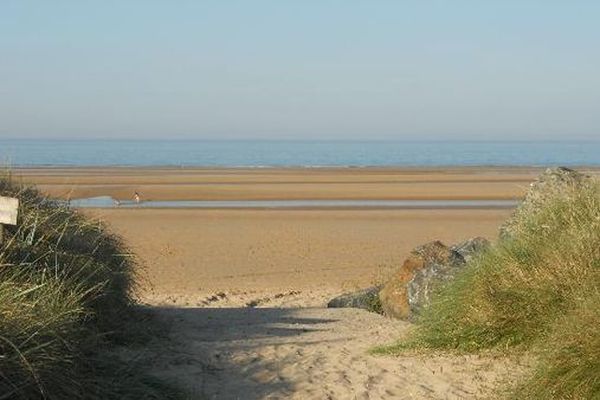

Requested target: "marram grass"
[
  {"left": 379, "top": 177, "right": 600, "bottom": 398},
  {"left": 512, "top": 289, "right": 600, "bottom": 399},
  {"left": 0, "top": 177, "right": 183, "bottom": 399}
]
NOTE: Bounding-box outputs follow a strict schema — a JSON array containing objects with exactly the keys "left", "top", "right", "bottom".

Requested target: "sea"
[{"left": 1, "top": 139, "right": 599, "bottom": 167}]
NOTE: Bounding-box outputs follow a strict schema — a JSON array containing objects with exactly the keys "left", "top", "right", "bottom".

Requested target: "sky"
[{"left": 1, "top": 1, "right": 599, "bottom": 141}]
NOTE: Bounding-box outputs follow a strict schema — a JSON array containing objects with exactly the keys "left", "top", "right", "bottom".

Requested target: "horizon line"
[{"left": 2, "top": 138, "right": 600, "bottom": 143}]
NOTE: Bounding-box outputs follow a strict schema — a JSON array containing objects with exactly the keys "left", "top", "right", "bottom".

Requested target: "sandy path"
[{"left": 138, "top": 302, "right": 522, "bottom": 400}]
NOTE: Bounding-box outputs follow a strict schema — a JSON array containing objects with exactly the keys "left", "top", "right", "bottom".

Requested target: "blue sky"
[{"left": 1, "top": 1, "right": 599, "bottom": 140}]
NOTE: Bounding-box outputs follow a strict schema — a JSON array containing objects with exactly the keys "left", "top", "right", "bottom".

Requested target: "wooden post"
[{"left": 0, "top": 196, "right": 19, "bottom": 244}]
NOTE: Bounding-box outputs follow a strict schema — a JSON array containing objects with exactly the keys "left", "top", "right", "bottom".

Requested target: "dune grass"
[
  {"left": 377, "top": 173, "right": 600, "bottom": 398},
  {"left": 513, "top": 289, "right": 600, "bottom": 399},
  {"left": 0, "top": 177, "right": 183, "bottom": 399}
]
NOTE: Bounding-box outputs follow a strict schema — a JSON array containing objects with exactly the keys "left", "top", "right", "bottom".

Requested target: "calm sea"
[{"left": 1, "top": 140, "right": 599, "bottom": 167}]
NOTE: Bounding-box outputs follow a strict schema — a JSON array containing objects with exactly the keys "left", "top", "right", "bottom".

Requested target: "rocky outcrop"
[
  {"left": 379, "top": 241, "right": 467, "bottom": 320},
  {"left": 500, "top": 167, "right": 592, "bottom": 239},
  {"left": 327, "top": 238, "right": 490, "bottom": 319},
  {"left": 327, "top": 286, "right": 382, "bottom": 313}
]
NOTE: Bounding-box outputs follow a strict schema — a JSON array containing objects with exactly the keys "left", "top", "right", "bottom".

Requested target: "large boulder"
[
  {"left": 327, "top": 286, "right": 382, "bottom": 312},
  {"left": 329, "top": 237, "right": 491, "bottom": 319},
  {"left": 379, "top": 241, "right": 466, "bottom": 320},
  {"left": 500, "top": 167, "right": 592, "bottom": 239}
]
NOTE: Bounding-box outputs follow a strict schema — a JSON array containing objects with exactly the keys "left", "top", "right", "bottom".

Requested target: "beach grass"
[
  {"left": 377, "top": 174, "right": 600, "bottom": 398},
  {"left": 0, "top": 176, "right": 183, "bottom": 399}
]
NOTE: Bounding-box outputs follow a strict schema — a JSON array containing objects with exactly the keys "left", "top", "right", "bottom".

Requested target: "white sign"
[{"left": 0, "top": 196, "right": 19, "bottom": 225}]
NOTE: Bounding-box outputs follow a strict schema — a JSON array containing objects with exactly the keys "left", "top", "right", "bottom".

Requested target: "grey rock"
[
  {"left": 380, "top": 237, "right": 492, "bottom": 320},
  {"left": 327, "top": 286, "right": 382, "bottom": 312},
  {"left": 379, "top": 241, "right": 466, "bottom": 319},
  {"left": 405, "top": 242, "right": 466, "bottom": 318}
]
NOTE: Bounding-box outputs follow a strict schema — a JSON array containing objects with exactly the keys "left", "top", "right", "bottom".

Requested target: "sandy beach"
[
  {"left": 95, "top": 208, "right": 510, "bottom": 306},
  {"left": 12, "top": 166, "right": 540, "bottom": 302},
  {"left": 15, "top": 167, "right": 555, "bottom": 398}
]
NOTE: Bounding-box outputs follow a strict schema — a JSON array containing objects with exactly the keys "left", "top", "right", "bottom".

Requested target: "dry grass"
[
  {"left": 377, "top": 174, "right": 600, "bottom": 398},
  {"left": 0, "top": 176, "right": 183, "bottom": 399},
  {"left": 513, "top": 290, "right": 600, "bottom": 399}
]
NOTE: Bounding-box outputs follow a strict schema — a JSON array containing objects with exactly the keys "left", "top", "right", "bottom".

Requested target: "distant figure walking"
[{"left": 133, "top": 192, "right": 141, "bottom": 204}]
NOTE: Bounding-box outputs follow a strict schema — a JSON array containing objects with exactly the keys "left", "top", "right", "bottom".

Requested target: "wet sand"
[{"left": 14, "top": 166, "right": 544, "bottom": 201}]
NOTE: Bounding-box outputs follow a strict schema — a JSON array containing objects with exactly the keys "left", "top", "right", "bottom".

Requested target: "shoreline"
[
  {"left": 12, "top": 165, "right": 600, "bottom": 172},
  {"left": 10, "top": 163, "right": 600, "bottom": 169},
  {"left": 12, "top": 166, "right": 567, "bottom": 202}
]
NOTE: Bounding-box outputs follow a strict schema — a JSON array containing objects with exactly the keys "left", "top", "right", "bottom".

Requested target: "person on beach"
[{"left": 133, "top": 192, "right": 141, "bottom": 204}]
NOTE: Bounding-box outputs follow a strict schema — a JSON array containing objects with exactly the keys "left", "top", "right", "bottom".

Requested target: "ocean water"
[{"left": 0, "top": 139, "right": 599, "bottom": 167}]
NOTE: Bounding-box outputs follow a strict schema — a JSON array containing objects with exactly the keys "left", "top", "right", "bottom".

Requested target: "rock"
[
  {"left": 327, "top": 286, "right": 382, "bottom": 312},
  {"left": 451, "top": 237, "right": 490, "bottom": 262},
  {"left": 500, "top": 167, "right": 592, "bottom": 239},
  {"left": 379, "top": 241, "right": 466, "bottom": 320}
]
